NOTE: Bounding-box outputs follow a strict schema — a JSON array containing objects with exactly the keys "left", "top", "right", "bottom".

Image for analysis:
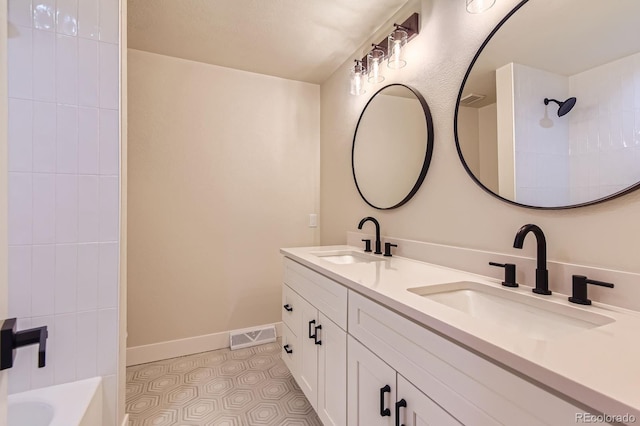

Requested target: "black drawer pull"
[
  {"left": 308, "top": 320, "right": 316, "bottom": 339},
  {"left": 283, "top": 304, "right": 293, "bottom": 312},
  {"left": 283, "top": 345, "right": 293, "bottom": 354},
  {"left": 395, "top": 399, "right": 407, "bottom": 426},
  {"left": 314, "top": 324, "right": 322, "bottom": 345},
  {"left": 379, "top": 385, "right": 391, "bottom": 417}
]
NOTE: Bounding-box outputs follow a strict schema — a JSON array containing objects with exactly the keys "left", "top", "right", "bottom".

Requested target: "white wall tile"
[
  {"left": 56, "top": 0, "right": 78, "bottom": 36},
  {"left": 8, "top": 26, "right": 33, "bottom": 99},
  {"left": 99, "top": 177, "right": 119, "bottom": 241},
  {"left": 9, "top": 246, "right": 33, "bottom": 319},
  {"left": 78, "top": 0, "right": 99, "bottom": 40},
  {"left": 33, "top": 30, "right": 56, "bottom": 102},
  {"left": 55, "top": 34, "right": 78, "bottom": 105},
  {"left": 8, "top": 172, "right": 33, "bottom": 245},
  {"left": 30, "top": 315, "right": 54, "bottom": 389},
  {"left": 99, "top": 42, "right": 119, "bottom": 110},
  {"left": 97, "top": 309, "right": 117, "bottom": 375},
  {"left": 99, "top": 0, "right": 119, "bottom": 44},
  {"left": 9, "top": 0, "right": 33, "bottom": 27},
  {"left": 33, "top": 102, "right": 57, "bottom": 173},
  {"left": 78, "top": 39, "right": 99, "bottom": 107},
  {"left": 53, "top": 313, "right": 77, "bottom": 384},
  {"left": 78, "top": 107, "right": 100, "bottom": 174},
  {"left": 31, "top": 246, "right": 55, "bottom": 317},
  {"left": 55, "top": 244, "right": 78, "bottom": 314},
  {"left": 33, "top": 0, "right": 56, "bottom": 31},
  {"left": 55, "top": 174, "right": 79, "bottom": 243},
  {"left": 76, "top": 311, "right": 98, "bottom": 379},
  {"left": 56, "top": 105, "right": 78, "bottom": 174},
  {"left": 8, "top": 318, "right": 33, "bottom": 394},
  {"left": 32, "top": 173, "right": 56, "bottom": 244},
  {"left": 8, "top": 98, "right": 33, "bottom": 172},
  {"left": 79, "top": 176, "right": 99, "bottom": 242},
  {"left": 99, "top": 109, "right": 119, "bottom": 175},
  {"left": 77, "top": 244, "right": 99, "bottom": 311},
  {"left": 98, "top": 243, "right": 118, "bottom": 309}
]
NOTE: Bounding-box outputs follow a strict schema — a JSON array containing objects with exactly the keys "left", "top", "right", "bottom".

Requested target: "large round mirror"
[
  {"left": 353, "top": 84, "right": 434, "bottom": 209},
  {"left": 456, "top": 0, "right": 640, "bottom": 209}
]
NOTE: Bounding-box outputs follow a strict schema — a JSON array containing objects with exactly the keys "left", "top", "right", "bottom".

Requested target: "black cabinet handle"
[
  {"left": 308, "top": 320, "right": 316, "bottom": 339},
  {"left": 314, "top": 324, "right": 322, "bottom": 345},
  {"left": 283, "top": 345, "right": 293, "bottom": 354},
  {"left": 283, "top": 304, "right": 293, "bottom": 312},
  {"left": 395, "top": 399, "right": 407, "bottom": 426},
  {"left": 379, "top": 385, "right": 391, "bottom": 417}
]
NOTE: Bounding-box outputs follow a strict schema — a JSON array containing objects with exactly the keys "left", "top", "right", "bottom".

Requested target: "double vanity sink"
[
  {"left": 284, "top": 245, "right": 640, "bottom": 423},
  {"left": 311, "top": 248, "right": 615, "bottom": 341}
]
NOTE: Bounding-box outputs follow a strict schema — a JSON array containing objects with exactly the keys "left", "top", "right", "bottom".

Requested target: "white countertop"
[{"left": 281, "top": 245, "right": 640, "bottom": 419}]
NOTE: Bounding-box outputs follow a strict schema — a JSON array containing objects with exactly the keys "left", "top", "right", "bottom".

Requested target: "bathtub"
[{"left": 8, "top": 377, "right": 103, "bottom": 426}]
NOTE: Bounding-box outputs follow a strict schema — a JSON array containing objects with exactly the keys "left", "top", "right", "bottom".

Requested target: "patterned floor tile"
[{"left": 126, "top": 341, "right": 323, "bottom": 425}]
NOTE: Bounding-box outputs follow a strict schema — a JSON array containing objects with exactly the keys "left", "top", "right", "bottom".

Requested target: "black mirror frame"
[
  {"left": 352, "top": 83, "right": 434, "bottom": 210},
  {"left": 454, "top": 0, "right": 640, "bottom": 210}
]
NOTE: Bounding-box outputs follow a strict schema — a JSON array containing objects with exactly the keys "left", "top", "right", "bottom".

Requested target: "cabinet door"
[
  {"left": 297, "top": 295, "right": 319, "bottom": 409},
  {"left": 396, "top": 375, "right": 461, "bottom": 426},
  {"left": 317, "top": 313, "right": 347, "bottom": 426},
  {"left": 348, "top": 336, "right": 396, "bottom": 426}
]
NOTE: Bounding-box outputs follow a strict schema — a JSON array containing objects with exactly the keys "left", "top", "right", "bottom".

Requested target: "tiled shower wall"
[
  {"left": 6, "top": 0, "right": 120, "bottom": 423},
  {"left": 568, "top": 52, "right": 640, "bottom": 203},
  {"left": 511, "top": 63, "right": 570, "bottom": 206}
]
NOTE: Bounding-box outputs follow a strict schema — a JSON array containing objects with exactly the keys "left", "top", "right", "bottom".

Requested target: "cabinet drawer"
[
  {"left": 282, "top": 284, "right": 302, "bottom": 332},
  {"left": 348, "top": 290, "right": 582, "bottom": 426},
  {"left": 282, "top": 323, "right": 300, "bottom": 381},
  {"left": 284, "top": 258, "right": 348, "bottom": 330}
]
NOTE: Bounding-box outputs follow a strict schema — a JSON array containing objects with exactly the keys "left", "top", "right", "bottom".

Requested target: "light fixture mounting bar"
[{"left": 359, "top": 13, "right": 420, "bottom": 70}]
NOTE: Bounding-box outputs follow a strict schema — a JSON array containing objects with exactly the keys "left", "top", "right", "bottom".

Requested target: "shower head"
[{"left": 544, "top": 97, "right": 577, "bottom": 117}]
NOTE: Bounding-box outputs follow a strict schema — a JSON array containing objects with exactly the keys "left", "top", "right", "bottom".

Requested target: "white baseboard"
[
  {"left": 126, "top": 322, "right": 283, "bottom": 366},
  {"left": 121, "top": 413, "right": 130, "bottom": 426}
]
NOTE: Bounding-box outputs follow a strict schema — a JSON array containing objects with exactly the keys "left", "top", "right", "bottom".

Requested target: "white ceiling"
[
  {"left": 462, "top": 0, "right": 640, "bottom": 107},
  {"left": 128, "top": 0, "right": 411, "bottom": 84}
]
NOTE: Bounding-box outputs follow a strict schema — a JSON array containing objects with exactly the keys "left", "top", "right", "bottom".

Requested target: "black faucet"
[
  {"left": 358, "top": 217, "right": 382, "bottom": 254},
  {"left": 513, "top": 224, "right": 551, "bottom": 295},
  {"left": 1, "top": 318, "right": 48, "bottom": 370}
]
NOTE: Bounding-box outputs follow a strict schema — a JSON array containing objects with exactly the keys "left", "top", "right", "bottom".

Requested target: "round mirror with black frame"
[
  {"left": 455, "top": 0, "right": 640, "bottom": 209},
  {"left": 352, "top": 84, "right": 434, "bottom": 210}
]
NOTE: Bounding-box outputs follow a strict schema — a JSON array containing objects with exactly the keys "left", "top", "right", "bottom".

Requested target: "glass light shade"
[
  {"left": 466, "top": 0, "right": 496, "bottom": 14},
  {"left": 387, "top": 29, "right": 408, "bottom": 69},
  {"left": 367, "top": 47, "right": 385, "bottom": 83},
  {"left": 350, "top": 62, "right": 367, "bottom": 96}
]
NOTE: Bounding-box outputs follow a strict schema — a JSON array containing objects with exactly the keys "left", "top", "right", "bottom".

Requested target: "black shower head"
[{"left": 544, "top": 97, "right": 577, "bottom": 117}]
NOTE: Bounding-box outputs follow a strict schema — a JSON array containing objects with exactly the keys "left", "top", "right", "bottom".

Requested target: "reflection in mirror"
[
  {"left": 353, "top": 84, "right": 433, "bottom": 209},
  {"left": 456, "top": 0, "right": 640, "bottom": 209}
]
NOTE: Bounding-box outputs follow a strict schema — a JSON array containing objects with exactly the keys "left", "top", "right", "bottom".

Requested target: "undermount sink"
[
  {"left": 311, "top": 249, "right": 383, "bottom": 265},
  {"left": 408, "top": 281, "right": 614, "bottom": 340}
]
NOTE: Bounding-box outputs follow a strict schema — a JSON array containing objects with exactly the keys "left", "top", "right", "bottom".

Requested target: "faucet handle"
[
  {"left": 383, "top": 243, "right": 398, "bottom": 257},
  {"left": 569, "top": 275, "right": 614, "bottom": 305},
  {"left": 361, "top": 239, "right": 372, "bottom": 253},
  {"left": 489, "top": 262, "right": 519, "bottom": 287}
]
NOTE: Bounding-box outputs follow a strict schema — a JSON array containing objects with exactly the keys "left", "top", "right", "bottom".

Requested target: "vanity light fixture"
[
  {"left": 350, "top": 60, "right": 367, "bottom": 96},
  {"left": 387, "top": 25, "right": 409, "bottom": 69},
  {"left": 367, "top": 44, "right": 386, "bottom": 83},
  {"left": 466, "top": 0, "right": 496, "bottom": 14},
  {"left": 349, "top": 13, "right": 420, "bottom": 95}
]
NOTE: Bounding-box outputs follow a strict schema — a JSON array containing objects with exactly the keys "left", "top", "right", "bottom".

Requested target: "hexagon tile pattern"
[{"left": 126, "top": 341, "right": 323, "bottom": 425}]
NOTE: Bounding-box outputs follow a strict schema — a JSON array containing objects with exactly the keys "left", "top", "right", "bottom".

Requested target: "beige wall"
[
  {"left": 320, "top": 0, "right": 640, "bottom": 274},
  {"left": 1, "top": 3, "right": 8, "bottom": 420},
  {"left": 478, "top": 103, "right": 498, "bottom": 193},
  {"left": 127, "top": 50, "right": 320, "bottom": 347}
]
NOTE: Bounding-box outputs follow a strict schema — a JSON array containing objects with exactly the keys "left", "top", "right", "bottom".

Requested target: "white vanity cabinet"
[
  {"left": 282, "top": 259, "right": 348, "bottom": 426},
  {"left": 282, "top": 257, "right": 590, "bottom": 426},
  {"left": 347, "top": 335, "right": 460, "bottom": 426}
]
